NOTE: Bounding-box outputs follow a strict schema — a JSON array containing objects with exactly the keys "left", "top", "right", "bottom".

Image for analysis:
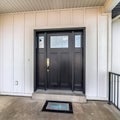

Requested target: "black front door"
[
  {"left": 47, "top": 33, "right": 72, "bottom": 89},
  {"left": 36, "top": 30, "right": 84, "bottom": 91}
]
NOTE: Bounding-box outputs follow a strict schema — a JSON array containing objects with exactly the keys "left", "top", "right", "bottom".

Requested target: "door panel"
[
  {"left": 36, "top": 53, "right": 46, "bottom": 87},
  {"left": 60, "top": 53, "right": 71, "bottom": 89},
  {"left": 48, "top": 53, "right": 59, "bottom": 88},
  {"left": 74, "top": 52, "right": 83, "bottom": 90}
]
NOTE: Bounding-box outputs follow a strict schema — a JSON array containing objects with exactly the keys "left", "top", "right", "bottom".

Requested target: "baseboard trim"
[
  {"left": 0, "top": 92, "right": 32, "bottom": 97},
  {"left": 86, "top": 96, "right": 108, "bottom": 101}
]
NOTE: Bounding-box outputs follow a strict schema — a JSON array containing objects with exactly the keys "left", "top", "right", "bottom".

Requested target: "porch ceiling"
[{"left": 0, "top": 0, "right": 106, "bottom": 14}]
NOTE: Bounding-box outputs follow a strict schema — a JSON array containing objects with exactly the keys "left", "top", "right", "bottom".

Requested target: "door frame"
[{"left": 34, "top": 27, "right": 86, "bottom": 94}]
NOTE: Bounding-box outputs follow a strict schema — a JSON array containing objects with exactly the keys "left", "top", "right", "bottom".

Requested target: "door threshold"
[
  {"left": 35, "top": 89, "right": 84, "bottom": 96},
  {"left": 32, "top": 89, "right": 86, "bottom": 103}
]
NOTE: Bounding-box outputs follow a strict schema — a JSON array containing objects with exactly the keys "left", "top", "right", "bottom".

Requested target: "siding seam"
[
  {"left": 97, "top": 8, "right": 99, "bottom": 97},
  {"left": 13, "top": 14, "right": 14, "bottom": 93},
  {"left": 24, "top": 13, "right": 25, "bottom": 93}
]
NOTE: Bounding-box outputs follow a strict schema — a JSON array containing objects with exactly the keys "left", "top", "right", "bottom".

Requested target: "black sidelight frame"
[{"left": 34, "top": 27, "right": 86, "bottom": 94}]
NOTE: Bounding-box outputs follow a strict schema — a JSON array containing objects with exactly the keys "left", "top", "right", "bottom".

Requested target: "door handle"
[
  {"left": 47, "top": 58, "right": 50, "bottom": 67},
  {"left": 47, "top": 58, "right": 50, "bottom": 72}
]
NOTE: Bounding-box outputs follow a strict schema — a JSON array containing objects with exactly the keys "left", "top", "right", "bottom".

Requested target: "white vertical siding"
[
  {"left": 98, "top": 14, "right": 108, "bottom": 98},
  {"left": 0, "top": 7, "right": 110, "bottom": 100},
  {"left": 112, "top": 19, "right": 120, "bottom": 73},
  {"left": 85, "top": 8, "right": 98, "bottom": 97},
  {"left": 25, "top": 13, "right": 35, "bottom": 94},
  {"left": 13, "top": 14, "right": 25, "bottom": 93},
  {"left": 60, "top": 10, "right": 72, "bottom": 25},
  {"left": 0, "top": 15, "right": 2, "bottom": 92},
  {"left": 2, "top": 15, "right": 13, "bottom": 93},
  {"left": 72, "top": 9, "right": 84, "bottom": 26},
  {"left": 111, "top": 19, "right": 120, "bottom": 108},
  {"left": 36, "top": 12, "right": 47, "bottom": 27},
  {"left": 47, "top": 11, "right": 60, "bottom": 26}
]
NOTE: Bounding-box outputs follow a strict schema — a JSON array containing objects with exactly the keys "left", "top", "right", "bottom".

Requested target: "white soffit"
[{"left": 0, "top": 0, "right": 107, "bottom": 13}]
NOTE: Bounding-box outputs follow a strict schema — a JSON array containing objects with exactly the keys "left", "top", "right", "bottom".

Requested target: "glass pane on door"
[
  {"left": 39, "top": 36, "right": 44, "bottom": 48},
  {"left": 50, "top": 36, "right": 68, "bottom": 48},
  {"left": 75, "top": 35, "right": 81, "bottom": 48}
]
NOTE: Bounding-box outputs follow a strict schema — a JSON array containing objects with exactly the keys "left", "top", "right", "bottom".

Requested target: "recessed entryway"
[{"left": 34, "top": 28, "right": 85, "bottom": 93}]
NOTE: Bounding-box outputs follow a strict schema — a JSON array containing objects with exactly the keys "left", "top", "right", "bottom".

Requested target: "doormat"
[{"left": 42, "top": 100, "right": 73, "bottom": 113}]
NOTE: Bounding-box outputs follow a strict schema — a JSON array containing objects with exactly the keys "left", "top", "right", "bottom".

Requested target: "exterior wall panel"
[
  {"left": 112, "top": 19, "right": 120, "bottom": 73},
  {"left": 13, "top": 14, "right": 25, "bottom": 93},
  {"left": 60, "top": 10, "right": 72, "bottom": 25},
  {"left": 0, "top": 15, "right": 2, "bottom": 92},
  {"left": 72, "top": 9, "right": 84, "bottom": 26},
  {"left": 112, "top": 18, "right": 120, "bottom": 108},
  {"left": 2, "top": 15, "right": 13, "bottom": 93},
  {"left": 85, "top": 8, "right": 98, "bottom": 97},
  {"left": 0, "top": 7, "right": 110, "bottom": 100},
  {"left": 98, "top": 15, "right": 108, "bottom": 98},
  {"left": 47, "top": 11, "right": 60, "bottom": 26},
  {"left": 36, "top": 12, "right": 47, "bottom": 27},
  {"left": 25, "top": 13, "right": 35, "bottom": 94}
]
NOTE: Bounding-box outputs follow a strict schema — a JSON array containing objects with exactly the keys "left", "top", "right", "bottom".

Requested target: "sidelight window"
[
  {"left": 75, "top": 35, "right": 81, "bottom": 48},
  {"left": 39, "top": 36, "right": 44, "bottom": 48}
]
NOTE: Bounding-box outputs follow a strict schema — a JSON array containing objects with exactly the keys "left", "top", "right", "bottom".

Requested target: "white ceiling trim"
[{"left": 0, "top": 0, "right": 107, "bottom": 13}]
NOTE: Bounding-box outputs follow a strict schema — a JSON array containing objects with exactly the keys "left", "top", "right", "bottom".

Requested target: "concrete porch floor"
[{"left": 0, "top": 96, "right": 119, "bottom": 120}]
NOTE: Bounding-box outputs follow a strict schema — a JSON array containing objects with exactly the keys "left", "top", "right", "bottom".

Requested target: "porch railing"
[{"left": 108, "top": 72, "right": 120, "bottom": 110}]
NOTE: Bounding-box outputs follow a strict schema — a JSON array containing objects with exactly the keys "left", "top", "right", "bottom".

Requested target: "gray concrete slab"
[{"left": 0, "top": 96, "right": 119, "bottom": 120}]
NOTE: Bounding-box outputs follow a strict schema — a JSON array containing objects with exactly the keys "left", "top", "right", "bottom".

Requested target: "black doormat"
[{"left": 42, "top": 100, "right": 73, "bottom": 113}]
